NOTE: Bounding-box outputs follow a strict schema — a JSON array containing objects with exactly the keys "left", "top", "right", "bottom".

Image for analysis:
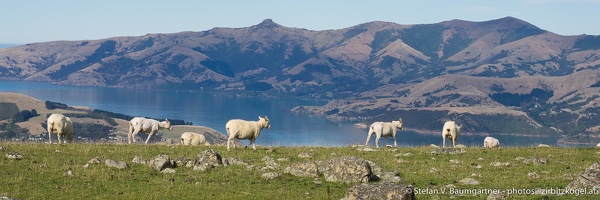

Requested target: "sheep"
[
  {"left": 46, "top": 113, "right": 74, "bottom": 144},
  {"left": 364, "top": 118, "right": 403, "bottom": 148},
  {"left": 180, "top": 132, "right": 210, "bottom": 146},
  {"left": 128, "top": 117, "right": 173, "bottom": 144},
  {"left": 442, "top": 121, "right": 461, "bottom": 148},
  {"left": 225, "top": 116, "right": 271, "bottom": 150},
  {"left": 483, "top": 136, "right": 500, "bottom": 148}
]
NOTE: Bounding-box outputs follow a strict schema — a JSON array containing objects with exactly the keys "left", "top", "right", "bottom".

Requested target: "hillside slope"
[{"left": 1, "top": 17, "right": 600, "bottom": 140}]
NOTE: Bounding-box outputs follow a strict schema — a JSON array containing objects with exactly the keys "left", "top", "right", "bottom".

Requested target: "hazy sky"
[{"left": 2, "top": 0, "right": 599, "bottom": 44}]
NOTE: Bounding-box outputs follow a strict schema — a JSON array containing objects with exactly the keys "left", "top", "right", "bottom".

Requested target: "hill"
[
  {"left": 0, "top": 92, "right": 226, "bottom": 144},
  {"left": 1, "top": 143, "right": 598, "bottom": 199},
  {"left": 1, "top": 17, "right": 599, "bottom": 140}
]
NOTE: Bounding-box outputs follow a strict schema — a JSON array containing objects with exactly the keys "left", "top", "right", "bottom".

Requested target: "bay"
[{"left": 0, "top": 80, "right": 561, "bottom": 147}]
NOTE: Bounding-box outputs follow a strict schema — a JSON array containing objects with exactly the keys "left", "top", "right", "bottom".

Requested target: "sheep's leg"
[
  {"left": 393, "top": 136, "right": 398, "bottom": 147},
  {"left": 129, "top": 130, "right": 139, "bottom": 144},
  {"left": 48, "top": 132, "right": 52, "bottom": 144},
  {"left": 250, "top": 139, "right": 256, "bottom": 150},
  {"left": 364, "top": 132, "right": 373, "bottom": 146},
  {"left": 57, "top": 133, "right": 63, "bottom": 144},
  {"left": 452, "top": 138, "right": 456, "bottom": 148},
  {"left": 442, "top": 137, "right": 446, "bottom": 148},
  {"left": 128, "top": 126, "right": 134, "bottom": 144},
  {"left": 144, "top": 131, "right": 155, "bottom": 144},
  {"left": 375, "top": 136, "right": 380, "bottom": 148},
  {"left": 227, "top": 139, "right": 231, "bottom": 150}
]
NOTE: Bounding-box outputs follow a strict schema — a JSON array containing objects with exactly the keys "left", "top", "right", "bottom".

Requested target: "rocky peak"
[{"left": 253, "top": 19, "right": 280, "bottom": 29}]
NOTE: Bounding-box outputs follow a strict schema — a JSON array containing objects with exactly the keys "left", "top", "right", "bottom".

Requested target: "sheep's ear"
[
  {"left": 258, "top": 116, "right": 262, "bottom": 120},
  {"left": 398, "top": 118, "right": 402, "bottom": 122},
  {"left": 264, "top": 116, "right": 269, "bottom": 120},
  {"left": 165, "top": 118, "right": 169, "bottom": 122}
]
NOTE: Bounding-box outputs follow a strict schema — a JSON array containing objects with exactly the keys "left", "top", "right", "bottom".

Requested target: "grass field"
[{"left": 1, "top": 142, "right": 599, "bottom": 199}]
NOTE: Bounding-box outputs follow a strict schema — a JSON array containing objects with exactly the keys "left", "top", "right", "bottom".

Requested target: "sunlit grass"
[{"left": 0, "top": 142, "right": 598, "bottom": 199}]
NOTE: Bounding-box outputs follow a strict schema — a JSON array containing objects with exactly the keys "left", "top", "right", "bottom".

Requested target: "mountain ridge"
[{"left": 1, "top": 17, "right": 600, "bottom": 141}]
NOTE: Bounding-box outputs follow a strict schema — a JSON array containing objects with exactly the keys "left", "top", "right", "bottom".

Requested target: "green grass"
[{"left": 0, "top": 143, "right": 599, "bottom": 199}]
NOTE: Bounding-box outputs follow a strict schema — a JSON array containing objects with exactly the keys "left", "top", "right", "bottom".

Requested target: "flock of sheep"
[{"left": 46, "top": 113, "right": 500, "bottom": 149}]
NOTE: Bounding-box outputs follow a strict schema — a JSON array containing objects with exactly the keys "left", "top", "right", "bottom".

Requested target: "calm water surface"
[{"left": 0, "top": 80, "right": 563, "bottom": 147}]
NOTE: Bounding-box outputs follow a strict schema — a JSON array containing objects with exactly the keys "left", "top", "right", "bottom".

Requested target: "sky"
[{"left": 2, "top": 0, "right": 600, "bottom": 44}]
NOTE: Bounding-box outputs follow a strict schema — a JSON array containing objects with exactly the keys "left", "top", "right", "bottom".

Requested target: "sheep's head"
[
  {"left": 392, "top": 120, "right": 403, "bottom": 130},
  {"left": 259, "top": 116, "right": 271, "bottom": 129},
  {"left": 164, "top": 119, "right": 173, "bottom": 131}
]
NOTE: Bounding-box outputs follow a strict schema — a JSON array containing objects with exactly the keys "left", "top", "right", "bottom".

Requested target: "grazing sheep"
[
  {"left": 483, "top": 136, "right": 500, "bottom": 148},
  {"left": 128, "top": 117, "right": 173, "bottom": 144},
  {"left": 226, "top": 116, "right": 271, "bottom": 150},
  {"left": 442, "top": 121, "right": 461, "bottom": 148},
  {"left": 364, "top": 118, "right": 403, "bottom": 148},
  {"left": 180, "top": 132, "right": 210, "bottom": 146},
  {"left": 47, "top": 113, "right": 74, "bottom": 144}
]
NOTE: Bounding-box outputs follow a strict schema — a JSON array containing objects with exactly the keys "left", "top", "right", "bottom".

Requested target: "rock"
[
  {"left": 395, "top": 153, "right": 413, "bottom": 157},
  {"left": 276, "top": 158, "right": 289, "bottom": 162},
  {"left": 430, "top": 148, "right": 465, "bottom": 155},
  {"left": 194, "top": 149, "right": 223, "bottom": 167},
  {"left": 105, "top": 159, "right": 128, "bottom": 169},
  {"left": 455, "top": 144, "right": 467, "bottom": 148},
  {"left": 377, "top": 171, "right": 404, "bottom": 183},
  {"left": 284, "top": 162, "right": 320, "bottom": 178},
  {"left": 173, "top": 157, "right": 191, "bottom": 167},
  {"left": 222, "top": 157, "right": 248, "bottom": 166},
  {"left": 262, "top": 156, "right": 280, "bottom": 170},
  {"left": 161, "top": 168, "right": 176, "bottom": 174},
  {"left": 88, "top": 157, "right": 101, "bottom": 164},
  {"left": 5, "top": 152, "right": 23, "bottom": 160},
  {"left": 0, "top": 146, "right": 6, "bottom": 151},
  {"left": 298, "top": 153, "right": 313, "bottom": 158},
  {"left": 523, "top": 157, "right": 549, "bottom": 165},
  {"left": 318, "top": 156, "right": 373, "bottom": 183},
  {"left": 131, "top": 156, "right": 148, "bottom": 164},
  {"left": 459, "top": 177, "right": 480, "bottom": 185},
  {"left": 429, "top": 144, "right": 440, "bottom": 148},
  {"left": 490, "top": 162, "right": 512, "bottom": 167},
  {"left": 64, "top": 169, "right": 74, "bottom": 176},
  {"left": 192, "top": 149, "right": 223, "bottom": 171},
  {"left": 528, "top": 172, "right": 539, "bottom": 179},
  {"left": 261, "top": 172, "right": 281, "bottom": 180},
  {"left": 429, "top": 168, "right": 439, "bottom": 173},
  {"left": 567, "top": 161, "right": 600, "bottom": 189},
  {"left": 343, "top": 183, "right": 416, "bottom": 200},
  {"left": 538, "top": 144, "right": 551, "bottom": 147},
  {"left": 148, "top": 154, "right": 176, "bottom": 171}
]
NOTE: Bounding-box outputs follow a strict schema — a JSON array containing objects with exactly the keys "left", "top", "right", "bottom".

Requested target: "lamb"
[
  {"left": 483, "top": 136, "right": 500, "bottom": 148},
  {"left": 180, "top": 132, "right": 210, "bottom": 146},
  {"left": 46, "top": 113, "right": 74, "bottom": 144},
  {"left": 128, "top": 117, "right": 173, "bottom": 144},
  {"left": 364, "top": 118, "right": 403, "bottom": 148},
  {"left": 225, "top": 116, "right": 271, "bottom": 150},
  {"left": 442, "top": 121, "right": 461, "bottom": 148}
]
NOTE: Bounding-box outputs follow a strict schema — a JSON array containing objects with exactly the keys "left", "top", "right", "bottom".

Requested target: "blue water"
[{"left": 0, "top": 80, "right": 562, "bottom": 147}]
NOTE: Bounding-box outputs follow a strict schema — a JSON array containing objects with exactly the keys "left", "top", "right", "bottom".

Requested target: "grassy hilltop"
[{"left": 1, "top": 143, "right": 599, "bottom": 200}]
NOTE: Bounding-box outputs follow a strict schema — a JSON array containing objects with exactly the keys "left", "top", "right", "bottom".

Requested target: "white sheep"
[
  {"left": 364, "top": 118, "right": 403, "bottom": 148},
  {"left": 225, "top": 116, "right": 271, "bottom": 150},
  {"left": 483, "top": 136, "right": 500, "bottom": 148},
  {"left": 180, "top": 132, "right": 210, "bottom": 146},
  {"left": 47, "top": 113, "right": 74, "bottom": 144},
  {"left": 442, "top": 121, "right": 461, "bottom": 148},
  {"left": 128, "top": 117, "right": 173, "bottom": 144}
]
